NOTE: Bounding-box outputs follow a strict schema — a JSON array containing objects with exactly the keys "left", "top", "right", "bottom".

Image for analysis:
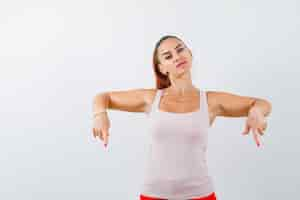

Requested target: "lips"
[{"left": 176, "top": 60, "right": 187, "bottom": 68}]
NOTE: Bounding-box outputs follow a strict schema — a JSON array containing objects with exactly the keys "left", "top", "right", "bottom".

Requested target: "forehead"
[{"left": 158, "top": 38, "right": 184, "bottom": 53}]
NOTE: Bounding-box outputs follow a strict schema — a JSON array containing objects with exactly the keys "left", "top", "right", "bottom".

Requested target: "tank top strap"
[
  {"left": 152, "top": 89, "right": 163, "bottom": 112},
  {"left": 200, "top": 90, "right": 206, "bottom": 111},
  {"left": 200, "top": 90, "right": 210, "bottom": 127},
  {"left": 145, "top": 89, "right": 163, "bottom": 116}
]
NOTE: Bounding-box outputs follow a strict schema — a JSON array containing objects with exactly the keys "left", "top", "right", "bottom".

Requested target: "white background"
[{"left": 0, "top": 0, "right": 299, "bottom": 199}]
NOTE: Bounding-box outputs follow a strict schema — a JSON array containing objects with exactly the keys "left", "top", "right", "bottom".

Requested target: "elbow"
[
  {"left": 93, "top": 92, "right": 102, "bottom": 103},
  {"left": 95, "top": 91, "right": 109, "bottom": 97},
  {"left": 252, "top": 98, "right": 272, "bottom": 117},
  {"left": 263, "top": 99, "right": 272, "bottom": 117},
  {"left": 93, "top": 91, "right": 110, "bottom": 104},
  {"left": 267, "top": 100, "right": 272, "bottom": 116}
]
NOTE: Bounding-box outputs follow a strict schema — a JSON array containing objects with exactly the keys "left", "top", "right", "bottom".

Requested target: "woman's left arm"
[{"left": 209, "top": 91, "right": 272, "bottom": 147}]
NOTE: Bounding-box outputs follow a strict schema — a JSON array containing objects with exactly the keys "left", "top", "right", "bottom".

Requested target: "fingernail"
[{"left": 104, "top": 143, "right": 107, "bottom": 148}]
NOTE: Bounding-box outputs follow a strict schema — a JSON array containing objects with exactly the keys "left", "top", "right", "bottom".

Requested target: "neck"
[{"left": 166, "top": 71, "right": 196, "bottom": 96}]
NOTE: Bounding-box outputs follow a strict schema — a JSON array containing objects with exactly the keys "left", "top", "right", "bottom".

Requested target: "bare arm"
[
  {"left": 207, "top": 90, "right": 272, "bottom": 147},
  {"left": 209, "top": 91, "right": 272, "bottom": 118},
  {"left": 92, "top": 88, "right": 156, "bottom": 147},
  {"left": 93, "top": 88, "right": 156, "bottom": 114}
]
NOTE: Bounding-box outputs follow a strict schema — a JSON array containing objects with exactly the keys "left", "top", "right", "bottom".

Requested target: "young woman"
[{"left": 92, "top": 35, "right": 272, "bottom": 200}]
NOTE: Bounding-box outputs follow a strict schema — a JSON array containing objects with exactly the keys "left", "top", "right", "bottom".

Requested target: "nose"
[{"left": 173, "top": 52, "right": 180, "bottom": 62}]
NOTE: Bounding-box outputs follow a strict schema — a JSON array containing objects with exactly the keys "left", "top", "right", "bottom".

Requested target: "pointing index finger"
[
  {"left": 102, "top": 129, "right": 109, "bottom": 148},
  {"left": 252, "top": 128, "right": 260, "bottom": 147}
]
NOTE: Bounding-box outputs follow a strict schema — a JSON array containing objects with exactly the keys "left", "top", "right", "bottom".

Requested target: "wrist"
[
  {"left": 93, "top": 110, "right": 107, "bottom": 118},
  {"left": 248, "top": 106, "right": 263, "bottom": 116}
]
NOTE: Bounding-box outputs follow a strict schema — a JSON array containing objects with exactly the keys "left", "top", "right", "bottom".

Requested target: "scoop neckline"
[{"left": 157, "top": 89, "right": 202, "bottom": 115}]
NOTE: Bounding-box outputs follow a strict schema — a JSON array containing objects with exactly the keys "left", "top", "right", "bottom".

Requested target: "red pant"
[{"left": 140, "top": 192, "right": 217, "bottom": 200}]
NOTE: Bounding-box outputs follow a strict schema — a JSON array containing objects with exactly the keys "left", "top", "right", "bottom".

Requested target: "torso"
[
  {"left": 144, "top": 88, "right": 218, "bottom": 127},
  {"left": 141, "top": 88, "right": 216, "bottom": 198}
]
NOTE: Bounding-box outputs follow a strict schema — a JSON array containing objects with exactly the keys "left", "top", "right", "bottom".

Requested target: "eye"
[
  {"left": 165, "top": 55, "right": 172, "bottom": 59},
  {"left": 178, "top": 47, "right": 185, "bottom": 52}
]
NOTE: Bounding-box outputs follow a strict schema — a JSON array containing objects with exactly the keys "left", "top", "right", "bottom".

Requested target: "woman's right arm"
[
  {"left": 92, "top": 88, "right": 156, "bottom": 148},
  {"left": 93, "top": 88, "right": 156, "bottom": 113}
]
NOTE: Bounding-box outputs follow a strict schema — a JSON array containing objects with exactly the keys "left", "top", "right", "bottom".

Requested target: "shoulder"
[
  {"left": 206, "top": 90, "right": 226, "bottom": 104},
  {"left": 142, "top": 88, "right": 159, "bottom": 105},
  {"left": 206, "top": 90, "right": 218, "bottom": 101},
  {"left": 205, "top": 90, "right": 222, "bottom": 114},
  {"left": 206, "top": 90, "right": 246, "bottom": 115}
]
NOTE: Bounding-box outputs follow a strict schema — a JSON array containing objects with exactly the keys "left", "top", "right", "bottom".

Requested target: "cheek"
[
  {"left": 184, "top": 52, "right": 192, "bottom": 60},
  {"left": 160, "top": 58, "right": 172, "bottom": 65},
  {"left": 162, "top": 60, "right": 174, "bottom": 67},
  {"left": 160, "top": 62, "right": 174, "bottom": 72},
  {"left": 185, "top": 57, "right": 193, "bottom": 66},
  {"left": 166, "top": 63, "right": 177, "bottom": 72}
]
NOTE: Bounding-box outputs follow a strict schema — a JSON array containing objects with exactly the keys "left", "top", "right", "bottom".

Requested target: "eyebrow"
[{"left": 161, "top": 43, "right": 183, "bottom": 56}]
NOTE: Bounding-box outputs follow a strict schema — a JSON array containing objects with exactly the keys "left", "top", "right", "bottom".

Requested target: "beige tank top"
[{"left": 140, "top": 89, "right": 215, "bottom": 199}]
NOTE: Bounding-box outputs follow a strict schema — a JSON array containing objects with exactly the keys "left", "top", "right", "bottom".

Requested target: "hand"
[
  {"left": 242, "top": 107, "right": 268, "bottom": 147},
  {"left": 92, "top": 112, "right": 111, "bottom": 148}
]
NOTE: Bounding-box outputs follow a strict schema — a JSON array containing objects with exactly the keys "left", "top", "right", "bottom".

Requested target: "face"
[{"left": 157, "top": 38, "right": 192, "bottom": 77}]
